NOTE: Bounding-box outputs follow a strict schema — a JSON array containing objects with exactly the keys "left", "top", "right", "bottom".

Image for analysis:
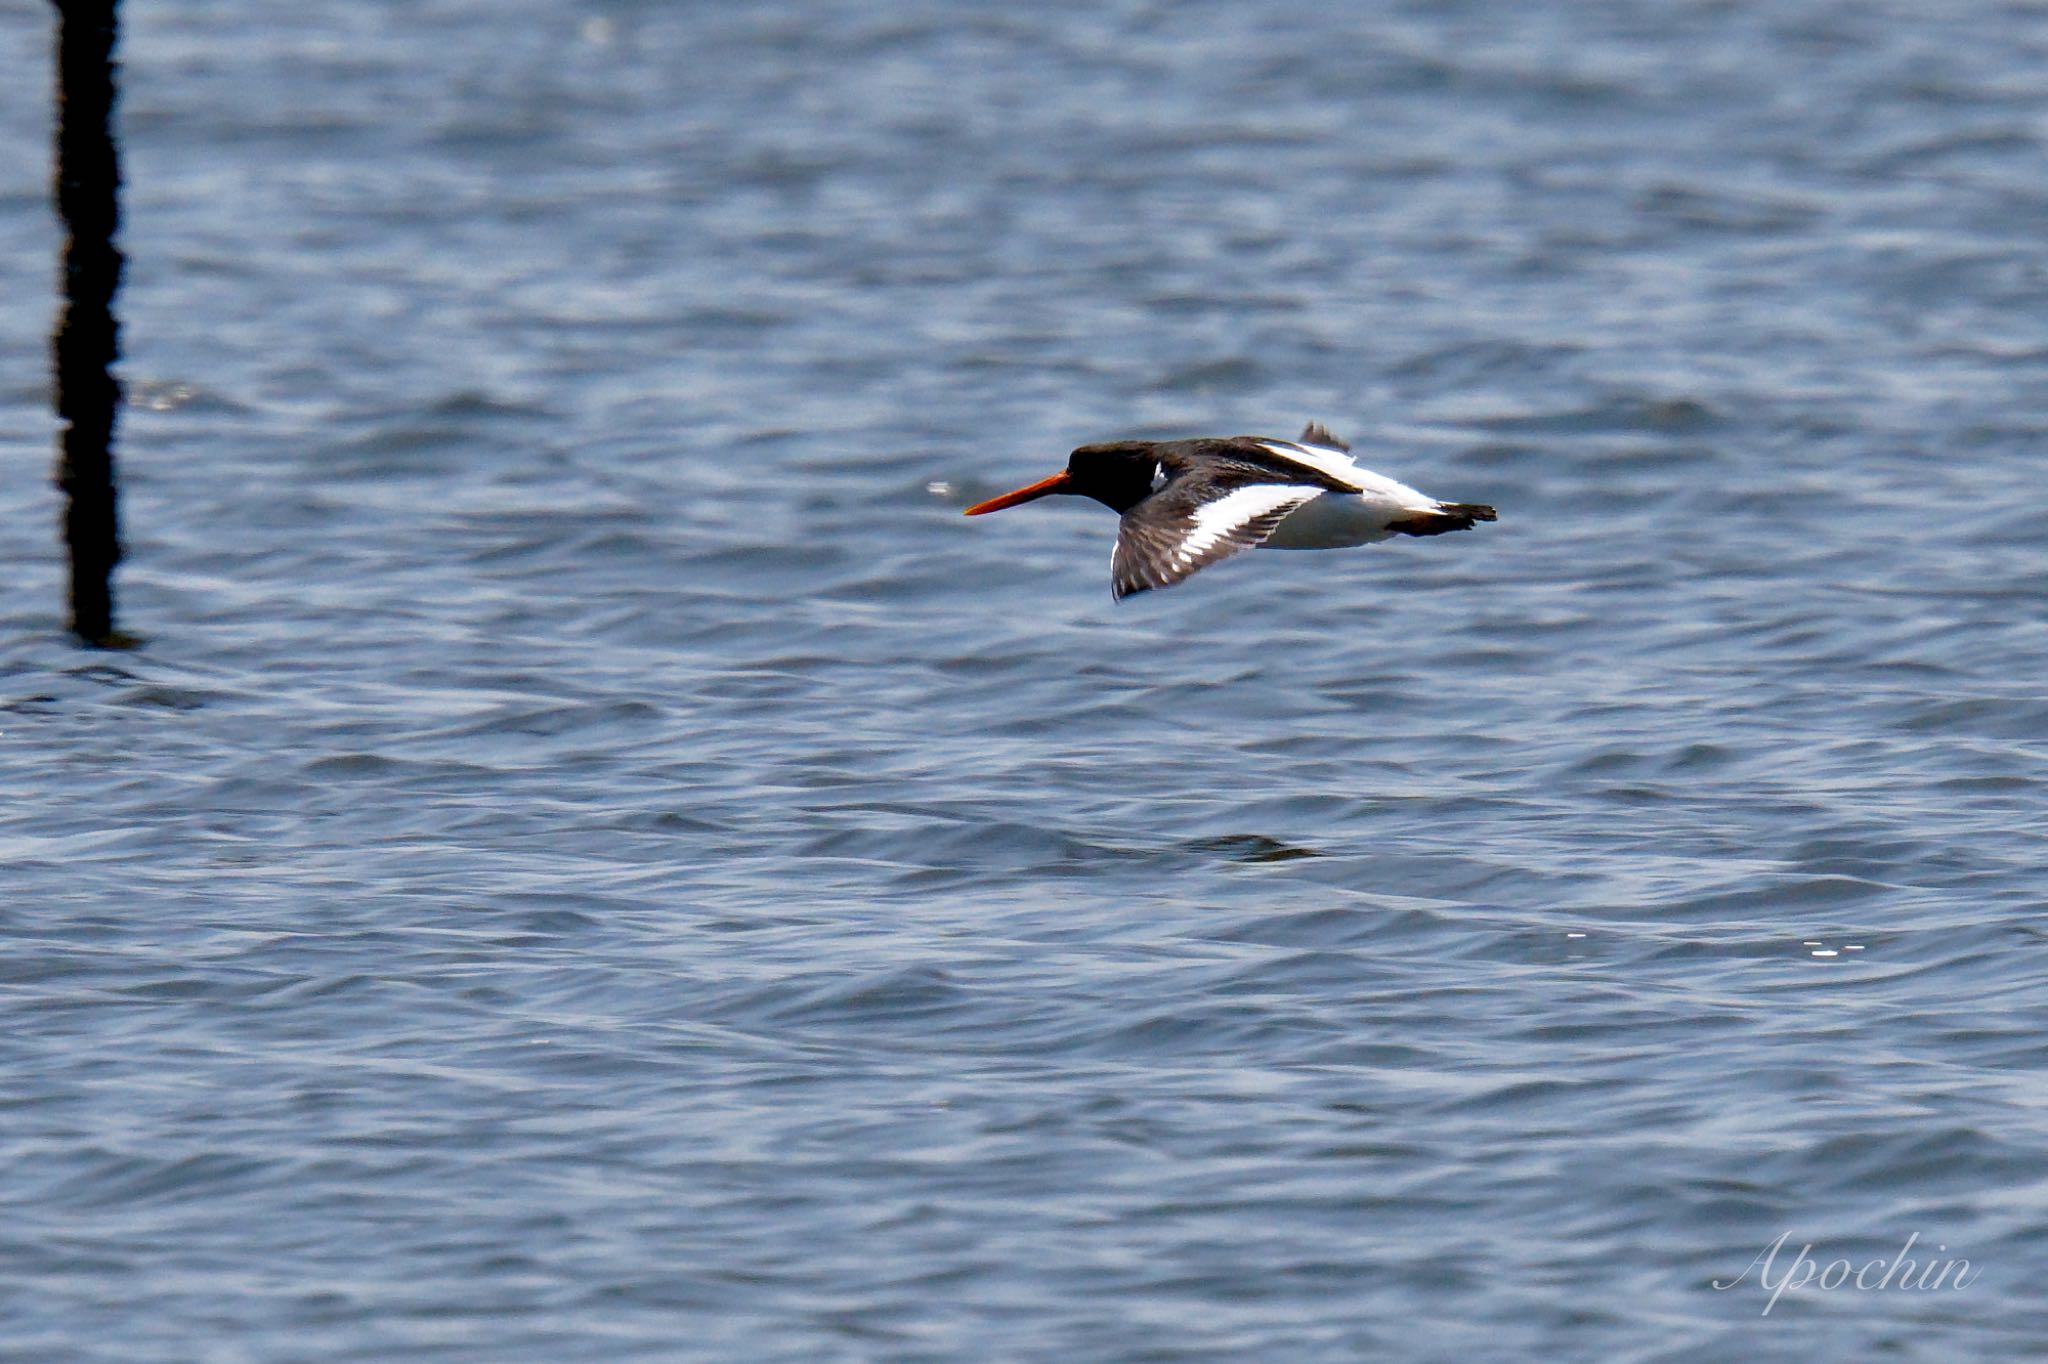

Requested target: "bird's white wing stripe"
[
  {"left": 1257, "top": 439, "right": 1364, "bottom": 489},
  {"left": 1177, "top": 484, "right": 1319, "bottom": 563},
  {"left": 1258, "top": 440, "right": 1433, "bottom": 509}
]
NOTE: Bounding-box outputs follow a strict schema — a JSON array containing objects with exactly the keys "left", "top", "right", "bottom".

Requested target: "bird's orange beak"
[{"left": 963, "top": 470, "right": 1072, "bottom": 515}]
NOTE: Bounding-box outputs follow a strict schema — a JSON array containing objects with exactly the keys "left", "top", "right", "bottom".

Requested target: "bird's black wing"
[{"left": 1111, "top": 453, "right": 1322, "bottom": 599}]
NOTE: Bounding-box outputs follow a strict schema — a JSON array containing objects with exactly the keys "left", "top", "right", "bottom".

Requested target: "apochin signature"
[{"left": 1714, "top": 1232, "right": 1980, "bottom": 1315}]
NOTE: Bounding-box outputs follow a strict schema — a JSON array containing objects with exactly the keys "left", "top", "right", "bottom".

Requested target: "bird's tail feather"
[{"left": 1387, "top": 502, "right": 1497, "bottom": 536}]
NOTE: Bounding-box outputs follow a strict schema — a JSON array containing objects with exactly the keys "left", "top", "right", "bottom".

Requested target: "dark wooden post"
[{"left": 50, "top": 0, "right": 129, "bottom": 646}]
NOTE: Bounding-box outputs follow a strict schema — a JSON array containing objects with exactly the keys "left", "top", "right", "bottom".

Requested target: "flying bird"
[{"left": 963, "top": 423, "right": 1496, "bottom": 598}]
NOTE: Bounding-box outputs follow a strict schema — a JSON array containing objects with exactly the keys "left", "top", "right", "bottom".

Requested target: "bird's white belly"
[{"left": 1261, "top": 492, "right": 1399, "bottom": 550}]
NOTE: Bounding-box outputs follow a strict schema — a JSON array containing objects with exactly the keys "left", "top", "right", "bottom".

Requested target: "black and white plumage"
[{"left": 964, "top": 423, "right": 1497, "bottom": 599}]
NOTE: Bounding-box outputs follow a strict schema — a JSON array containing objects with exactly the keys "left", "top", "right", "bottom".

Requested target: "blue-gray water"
[{"left": 4, "top": 2, "right": 2047, "bottom": 1359}]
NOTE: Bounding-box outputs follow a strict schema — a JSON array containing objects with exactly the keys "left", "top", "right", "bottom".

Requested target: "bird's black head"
[
  {"left": 1063, "top": 442, "right": 1160, "bottom": 513},
  {"left": 963, "top": 441, "right": 1160, "bottom": 517}
]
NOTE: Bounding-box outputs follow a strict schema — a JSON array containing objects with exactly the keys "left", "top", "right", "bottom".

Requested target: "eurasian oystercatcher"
[{"left": 964, "top": 423, "right": 1496, "bottom": 598}]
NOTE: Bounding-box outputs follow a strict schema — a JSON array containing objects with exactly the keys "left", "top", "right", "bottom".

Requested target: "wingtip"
[{"left": 1298, "top": 421, "right": 1351, "bottom": 452}]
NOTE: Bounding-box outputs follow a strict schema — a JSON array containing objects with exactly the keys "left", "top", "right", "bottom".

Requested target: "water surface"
[{"left": 2, "top": 2, "right": 2046, "bottom": 1359}]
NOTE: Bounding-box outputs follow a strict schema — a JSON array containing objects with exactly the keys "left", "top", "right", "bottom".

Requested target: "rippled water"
[{"left": 4, "top": 1, "right": 2047, "bottom": 1359}]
